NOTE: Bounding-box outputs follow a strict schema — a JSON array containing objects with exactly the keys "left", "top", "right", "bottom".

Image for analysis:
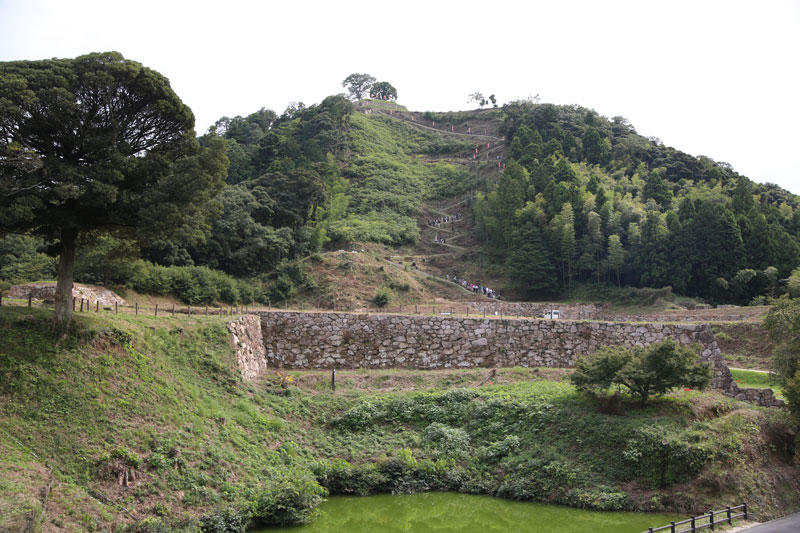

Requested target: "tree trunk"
[{"left": 53, "top": 229, "right": 78, "bottom": 329}]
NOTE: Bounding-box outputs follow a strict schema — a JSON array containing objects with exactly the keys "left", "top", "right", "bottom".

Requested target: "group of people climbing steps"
[
  {"left": 445, "top": 273, "right": 501, "bottom": 300},
  {"left": 429, "top": 212, "right": 464, "bottom": 245},
  {"left": 429, "top": 212, "right": 462, "bottom": 228}
]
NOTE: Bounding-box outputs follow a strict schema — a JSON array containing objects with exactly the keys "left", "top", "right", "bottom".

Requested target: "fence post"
[
  {"left": 709, "top": 511, "right": 714, "bottom": 530},
  {"left": 135, "top": 302, "right": 138, "bottom": 316},
  {"left": 172, "top": 304, "right": 175, "bottom": 317},
  {"left": 743, "top": 503, "right": 748, "bottom": 520},
  {"left": 726, "top": 506, "right": 731, "bottom": 525},
  {"left": 188, "top": 306, "right": 191, "bottom": 315},
  {"left": 80, "top": 299, "right": 84, "bottom": 312},
  {"left": 115, "top": 301, "right": 118, "bottom": 314},
  {"left": 205, "top": 306, "right": 208, "bottom": 316},
  {"left": 28, "top": 294, "right": 32, "bottom": 308},
  {"left": 670, "top": 521, "right": 675, "bottom": 533},
  {"left": 96, "top": 300, "right": 99, "bottom": 312},
  {"left": 155, "top": 304, "right": 158, "bottom": 317},
  {"left": 415, "top": 304, "right": 418, "bottom": 314},
  {"left": 691, "top": 516, "right": 695, "bottom": 532},
  {"left": 331, "top": 367, "right": 336, "bottom": 391}
]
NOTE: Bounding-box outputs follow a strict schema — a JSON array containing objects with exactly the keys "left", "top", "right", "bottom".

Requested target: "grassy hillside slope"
[{"left": 1, "top": 307, "right": 798, "bottom": 531}]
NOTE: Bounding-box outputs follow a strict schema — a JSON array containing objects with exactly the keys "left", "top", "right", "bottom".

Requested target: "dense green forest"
[
  {"left": 473, "top": 102, "right": 799, "bottom": 303},
  {"left": 3, "top": 73, "right": 799, "bottom": 305}
]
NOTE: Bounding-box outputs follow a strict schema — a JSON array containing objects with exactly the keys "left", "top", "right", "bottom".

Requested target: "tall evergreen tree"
[{"left": 0, "top": 52, "right": 226, "bottom": 326}]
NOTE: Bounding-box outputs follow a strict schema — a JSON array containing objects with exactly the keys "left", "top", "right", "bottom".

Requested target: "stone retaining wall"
[
  {"left": 227, "top": 315, "right": 268, "bottom": 381},
  {"left": 258, "top": 312, "right": 731, "bottom": 389},
  {"left": 225, "top": 311, "right": 782, "bottom": 407}
]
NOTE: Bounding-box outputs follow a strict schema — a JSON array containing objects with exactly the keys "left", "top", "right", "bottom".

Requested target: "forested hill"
[
  {"left": 474, "top": 101, "right": 800, "bottom": 304},
  {"left": 4, "top": 93, "right": 798, "bottom": 307},
  {"left": 196, "top": 96, "right": 799, "bottom": 305}
]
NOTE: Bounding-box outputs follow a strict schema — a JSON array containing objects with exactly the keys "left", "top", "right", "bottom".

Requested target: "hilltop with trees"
[{"left": 3, "top": 64, "right": 800, "bottom": 311}]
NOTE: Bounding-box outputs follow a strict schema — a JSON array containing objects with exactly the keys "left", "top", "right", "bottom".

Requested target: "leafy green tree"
[
  {"left": 643, "top": 169, "right": 673, "bottom": 210},
  {"left": 583, "top": 126, "right": 610, "bottom": 165},
  {"left": 0, "top": 234, "right": 56, "bottom": 283},
  {"left": 571, "top": 340, "right": 711, "bottom": 406},
  {"left": 505, "top": 205, "right": 557, "bottom": 297},
  {"left": 607, "top": 234, "right": 624, "bottom": 286},
  {"left": 684, "top": 202, "right": 743, "bottom": 299},
  {"left": 784, "top": 371, "right": 800, "bottom": 424},
  {"left": 551, "top": 203, "right": 576, "bottom": 288},
  {"left": 763, "top": 297, "right": 800, "bottom": 382},
  {"left": 369, "top": 81, "right": 397, "bottom": 101},
  {"left": 731, "top": 175, "right": 755, "bottom": 214},
  {"left": 341, "top": 73, "right": 375, "bottom": 101},
  {"left": 586, "top": 211, "right": 604, "bottom": 282},
  {"left": 468, "top": 92, "right": 488, "bottom": 108},
  {"left": 0, "top": 52, "right": 226, "bottom": 326},
  {"left": 190, "top": 185, "right": 293, "bottom": 277},
  {"left": 495, "top": 160, "right": 528, "bottom": 249}
]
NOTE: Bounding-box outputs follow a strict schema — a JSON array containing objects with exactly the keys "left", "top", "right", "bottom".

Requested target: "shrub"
[
  {"left": 199, "top": 507, "right": 249, "bottom": 533},
  {"left": 423, "top": 422, "right": 470, "bottom": 458},
  {"left": 251, "top": 478, "right": 325, "bottom": 526},
  {"left": 784, "top": 365, "right": 800, "bottom": 425},
  {"left": 478, "top": 435, "right": 521, "bottom": 462},
  {"left": 764, "top": 297, "right": 800, "bottom": 382},
  {"left": 333, "top": 401, "right": 382, "bottom": 430},
  {"left": 571, "top": 340, "right": 711, "bottom": 405},
  {"left": 372, "top": 287, "right": 391, "bottom": 307},
  {"left": 313, "top": 459, "right": 386, "bottom": 496},
  {"left": 565, "top": 487, "right": 631, "bottom": 511},
  {"left": 621, "top": 425, "right": 710, "bottom": 487}
]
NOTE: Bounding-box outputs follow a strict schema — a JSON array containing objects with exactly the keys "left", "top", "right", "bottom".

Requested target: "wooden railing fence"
[
  {"left": 0, "top": 295, "right": 528, "bottom": 321},
  {"left": 644, "top": 503, "right": 748, "bottom": 533}
]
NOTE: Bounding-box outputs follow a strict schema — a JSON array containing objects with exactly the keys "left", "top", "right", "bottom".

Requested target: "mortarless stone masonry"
[{"left": 225, "top": 311, "right": 782, "bottom": 407}]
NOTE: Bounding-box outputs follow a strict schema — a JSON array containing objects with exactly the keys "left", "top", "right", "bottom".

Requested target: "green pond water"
[{"left": 257, "top": 492, "right": 682, "bottom": 533}]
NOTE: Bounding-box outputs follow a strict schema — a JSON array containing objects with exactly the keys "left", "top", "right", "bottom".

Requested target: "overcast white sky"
[{"left": 1, "top": 0, "right": 798, "bottom": 192}]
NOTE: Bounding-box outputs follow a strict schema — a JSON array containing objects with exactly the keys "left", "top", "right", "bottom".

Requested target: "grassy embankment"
[{"left": 1, "top": 307, "right": 798, "bottom": 532}]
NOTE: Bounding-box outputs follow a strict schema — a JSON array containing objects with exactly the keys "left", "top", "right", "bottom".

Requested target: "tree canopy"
[
  {"left": 369, "top": 81, "right": 397, "bottom": 101},
  {"left": 0, "top": 51, "right": 226, "bottom": 325},
  {"left": 571, "top": 340, "right": 711, "bottom": 405},
  {"left": 341, "top": 73, "right": 375, "bottom": 101}
]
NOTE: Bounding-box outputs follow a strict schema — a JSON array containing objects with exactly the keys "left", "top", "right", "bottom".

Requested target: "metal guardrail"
[{"left": 644, "top": 503, "right": 748, "bottom": 533}]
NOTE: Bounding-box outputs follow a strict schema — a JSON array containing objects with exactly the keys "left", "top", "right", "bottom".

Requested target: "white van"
[{"left": 544, "top": 310, "right": 561, "bottom": 319}]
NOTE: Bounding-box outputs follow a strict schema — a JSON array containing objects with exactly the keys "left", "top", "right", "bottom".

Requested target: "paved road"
[{"left": 740, "top": 512, "right": 800, "bottom": 532}]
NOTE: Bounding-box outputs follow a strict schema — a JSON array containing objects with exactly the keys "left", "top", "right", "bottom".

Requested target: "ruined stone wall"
[
  {"left": 227, "top": 315, "right": 268, "bottom": 381},
  {"left": 9, "top": 282, "right": 126, "bottom": 306}
]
